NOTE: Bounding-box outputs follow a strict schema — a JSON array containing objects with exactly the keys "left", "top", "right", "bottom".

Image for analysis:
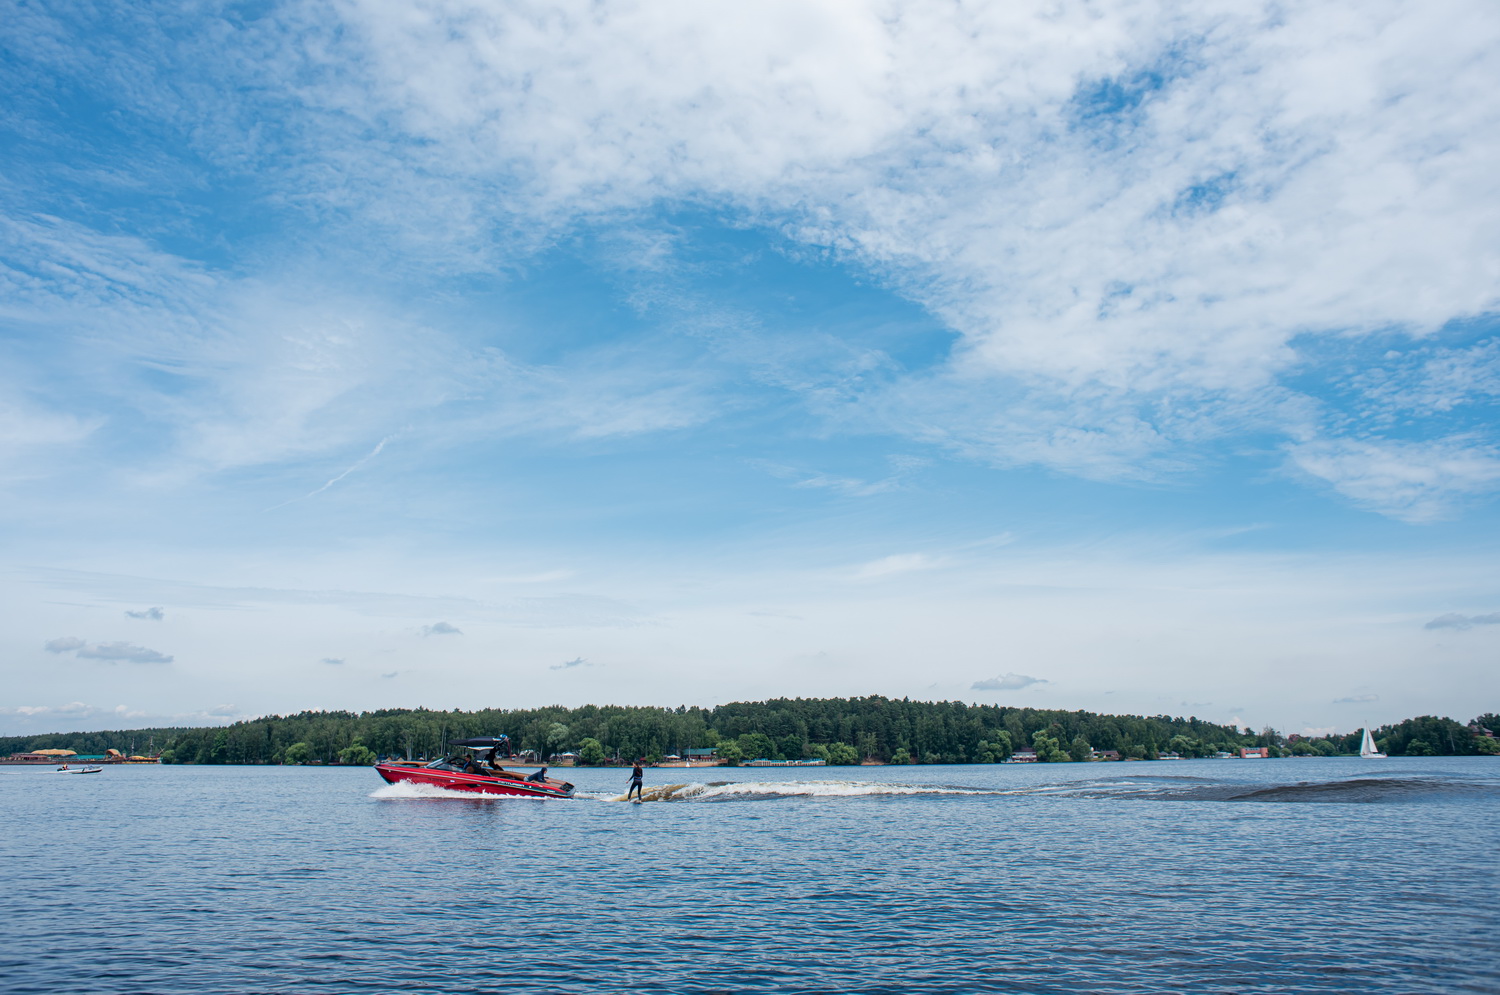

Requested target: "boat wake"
[
  {"left": 590, "top": 779, "right": 1007, "bottom": 803},
  {"left": 1037, "top": 774, "right": 1500, "bottom": 804}
]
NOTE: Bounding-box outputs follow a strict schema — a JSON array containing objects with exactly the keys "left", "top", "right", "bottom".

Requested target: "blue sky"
[{"left": 3, "top": 1, "right": 1498, "bottom": 737}]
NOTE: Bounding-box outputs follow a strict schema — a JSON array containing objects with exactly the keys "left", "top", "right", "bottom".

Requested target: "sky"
[{"left": 2, "top": 0, "right": 1498, "bottom": 738}]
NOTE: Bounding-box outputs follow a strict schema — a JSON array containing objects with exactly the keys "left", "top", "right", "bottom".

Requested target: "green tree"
[
  {"left": 1068, "top": 735, "right": 1092, "bottom": 763},
  {"left": 1169, "top": 734, "right": 1199, "bottom": 758},
  {"left": 826, "top": 742, "right": 859, "bottom": 765},
  {"left": 715, "top": 740, "right": 744, "bottom": 765},
  {"left": 737, "top": 732, "right": 777, "bottom": 761},
  {"left": 889, "top": 747, "right": 912, "bottom": 765},
  {"left": 338, "top": 742, "right": 376, "bottom": 766},
  {"left": 1475, "top": 735, "right": 1500, "bottom": 755},
  {"left": 981, "top": 731, "right": 1013, "bottom": 762},
  {"left": 284, "top": 742, "right": 313, "bottom": 764},
  {"left": 546, "top": 723, "right": 571, "bottom": 755},
  {"left": 577, "top": 737, "right": 606, "bottom": 766},
  {"left": 1032, "top": 730, "right": 1067, "bottom": 763}
]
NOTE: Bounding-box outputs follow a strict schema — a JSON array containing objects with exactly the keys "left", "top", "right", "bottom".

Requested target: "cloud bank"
[{"left": 972, "top": 673, "right": 1049, "bottom": 692}]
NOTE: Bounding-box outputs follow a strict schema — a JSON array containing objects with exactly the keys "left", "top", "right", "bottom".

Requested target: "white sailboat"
[{"left": 1359, "top": 727, "right": 1386, "bottom": 759}]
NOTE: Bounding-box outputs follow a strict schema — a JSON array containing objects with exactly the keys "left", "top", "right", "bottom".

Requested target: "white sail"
[{"left": 1360, "top": 727, "right": 1386, "bottom": 759}]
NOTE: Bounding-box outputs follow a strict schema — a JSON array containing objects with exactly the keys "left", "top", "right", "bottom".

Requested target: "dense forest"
[{"left": 3, "top": 698, "right": 1496, "bottom": 765}]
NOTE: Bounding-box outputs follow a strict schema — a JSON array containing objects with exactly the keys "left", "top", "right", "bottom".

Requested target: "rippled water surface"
[{"left": 4, "top": 758, "right": 1497, "bottom": 994}]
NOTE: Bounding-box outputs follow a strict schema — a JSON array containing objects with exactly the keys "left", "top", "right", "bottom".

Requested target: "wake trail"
[{"left": 590, "top": 779, "right": 1009, "bottom": 803}]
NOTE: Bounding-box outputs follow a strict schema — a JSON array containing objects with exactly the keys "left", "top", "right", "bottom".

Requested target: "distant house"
[
  {"left": 3, "top": 753, "right": 58, "bottom": 764},
  {"left": 1239, "top": 746, "right": 1270, "bottom": 759},
  {"left": 1006, "top": 748, "right": 1038, "bottom": 763},
  {"left": 1089, "top": 749, "right": 1121, "bottom": 761},
  {"left": 685, "top": 748, "right": 718, "bottom": 760},
  {"left": 1157, "top": 751, "right": 1183, "bottom": 760}
]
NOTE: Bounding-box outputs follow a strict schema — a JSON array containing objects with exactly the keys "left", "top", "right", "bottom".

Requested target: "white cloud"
[
  {"left": 309, "top": 0, "right": 1500, "bottom": 503},
  {"left": 44, "top": 636, "right": 86, "bottom": 653},
  {"left": 1332, "top": 692, "right": 1380, "bottom": 704},
  {"left": 7, "top": 3, "right": 1499, "bottom": 517},
  {"left": 421, "top": 621, "right": 462, "bottom": 637},
  {"left": 320, "top": 657, "right": 345, "bottom": 665},
  {"left": 549, "top": 656, "right": 594, "bottom": 671},
  {"left": 972, "top": 673, "right": 1049, "bottom": 691},
  {"left": 124, "top": 607, "right": 165, "bottom": 620}
]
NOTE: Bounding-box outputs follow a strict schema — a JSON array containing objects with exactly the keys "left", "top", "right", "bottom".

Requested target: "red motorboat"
[{"left": 374, "top": 736, "right": 574, "bottom": 799}]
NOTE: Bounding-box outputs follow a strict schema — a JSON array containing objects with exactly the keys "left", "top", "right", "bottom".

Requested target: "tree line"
[{"left": 2, "top": 698, "right": 1495, "bottom": 765}]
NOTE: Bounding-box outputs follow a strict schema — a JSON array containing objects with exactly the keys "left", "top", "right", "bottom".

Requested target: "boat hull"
[{"left": 374, "top": 762, "right": 573, "bottom": 799}]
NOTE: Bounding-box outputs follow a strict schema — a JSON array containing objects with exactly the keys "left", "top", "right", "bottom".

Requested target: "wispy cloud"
[
  {"left": 972, "top": 673, "right": 1049, "bottom": 692},
  {"left": 267, "top": 436, "right": 392, "bottom": 510},
  {"left": 1287, "top": 438, "right": 1500, "bottom": 522},
  {"left": 125, "top": 607, "right": 164, "bottom": 620},
  {"left": 80, "top": 642, "right": 174, "bottom": 664},
  {"left": 550, "top": 656, "right": 594, "bottom": 671},
  {"left": 1332, "top": 693, "right": 1380, "bottom": 704},
  {"left": 1425, "top": 611, "right": 1500, "bottom": 631},
  {"left": 45, "top": 637, "right": 172, "bottom": 663},
  {"left": 421, "top": 621, "right": 462, "bottom": 637},
  {"left": 852, "top": 553, "right": 946, "bottom": 581},
  {"left": 320, "top": 657, "right": 345, "bottom": 665},
  {"left": 0, "top": 701, "right": 97, "bottom": 718}
]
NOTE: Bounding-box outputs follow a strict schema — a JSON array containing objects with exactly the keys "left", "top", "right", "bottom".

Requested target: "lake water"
[{"left": 3, "top": 758, "right": 1496, "bottom": 994}]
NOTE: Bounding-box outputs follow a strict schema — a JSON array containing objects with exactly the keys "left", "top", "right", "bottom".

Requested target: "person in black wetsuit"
[
  {"left": 626, "top": 761, "right": 644, "bottom": 800},
  {"left": 526, "top": 765, "right": 549, "bottom": 783}
]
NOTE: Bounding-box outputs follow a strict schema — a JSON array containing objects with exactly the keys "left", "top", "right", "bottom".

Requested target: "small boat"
[
  {"left": 55, "top": 765, "right": 104, "bottom": 774},
  {"left": 374, "top": 736, "right": 574, "bottom": 799},
  {"left": 1359, "top": 728, "right": 1387, "bottom": 759}
]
